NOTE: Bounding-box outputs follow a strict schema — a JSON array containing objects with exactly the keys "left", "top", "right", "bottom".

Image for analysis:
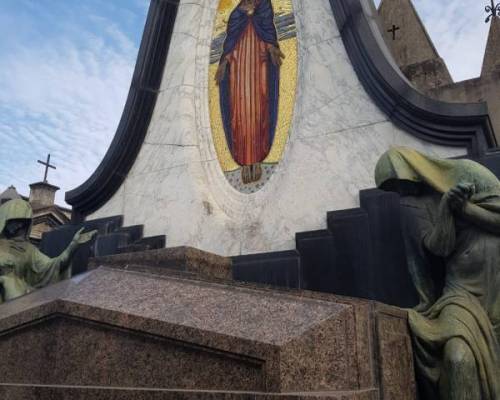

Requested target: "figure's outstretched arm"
[{"left": 30, "top": 228, "right": 97, "bottom": 288}]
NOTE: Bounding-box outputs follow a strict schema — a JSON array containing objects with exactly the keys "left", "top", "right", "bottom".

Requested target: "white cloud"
[
  {"left": 0, "top": 13, "right": 138, "bottom": 206},
  {"left": 413, "top": 0, "right": 490, "bottom": 81}
]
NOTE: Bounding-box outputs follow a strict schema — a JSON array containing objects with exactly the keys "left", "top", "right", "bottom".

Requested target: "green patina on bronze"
[
  {"left": 375, "top": 146, "right": 500, "bottom": 199},
  {"left": 0, "top": 199, "right": 96, "bottom": 304},
  {"left": 376, "top": 147, "right": 500, "bottom": 400}
]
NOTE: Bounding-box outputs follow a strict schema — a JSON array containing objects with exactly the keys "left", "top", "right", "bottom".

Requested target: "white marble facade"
[{"left": 88, "top": 0, "right": 465, "bottom": 256}]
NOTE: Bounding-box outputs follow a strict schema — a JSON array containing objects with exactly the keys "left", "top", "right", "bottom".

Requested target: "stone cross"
[
  {"left": 387, "top": 24, "right": 400, "bottom": 40},
  {"left": 486, "top": 0, "right": 500, "bottom": 23},
  {"left": 37, "top": 154, "right": 56, "bottom": 183}
]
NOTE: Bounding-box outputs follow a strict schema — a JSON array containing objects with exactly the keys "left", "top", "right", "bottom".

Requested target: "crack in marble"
[
  {"left": 159, "top": 83, "right": 199, "bottom": 93},
  {"left": 172, "top": 30, "right": 200, "bottom": 41},
  {"left": 299, "top": 120, "right": 392, "bottom": 140},
  {"left": 128, "top": 157, "right": 218, "bottom": 179},
  {"left": 298, "top": 34, "right": 342, "bottom": 49},
  {"left": 144, "top": 142, "right": 199, "bottom": 148}
]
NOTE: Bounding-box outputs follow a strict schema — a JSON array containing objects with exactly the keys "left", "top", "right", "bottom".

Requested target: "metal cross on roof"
[
  {"left": 387, "top": 24, "right": 400, "bottom": 40},
  {"left": 486, "top": 0, "right": 500, "bottom": 23},
  {"left": 37, "top": 154, "right": 56, "bottom": 183}
]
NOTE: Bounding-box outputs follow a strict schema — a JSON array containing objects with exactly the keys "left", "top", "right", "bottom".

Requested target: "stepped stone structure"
[{"left": 378, "top": 0, "right": 500, "bottom": 140}]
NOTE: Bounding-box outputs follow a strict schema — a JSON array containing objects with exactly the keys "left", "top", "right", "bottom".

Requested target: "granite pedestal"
[{"left": 0, "top": 249, "right": 416, "bottom": 400}]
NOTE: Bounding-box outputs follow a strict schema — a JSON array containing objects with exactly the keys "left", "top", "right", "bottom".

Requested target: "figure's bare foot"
[
  {"left": 241, "top": 164, "right": 262, "bottom": 184},
  {"left": 251, "top": 163, "right": 262, "bottom": 182},
  {"left": 241, "top": 166, "right": 251, "bottom": 184}
]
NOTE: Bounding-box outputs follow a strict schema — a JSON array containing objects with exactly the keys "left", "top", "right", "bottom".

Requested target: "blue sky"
[
  {"left": 0, "top": 0, "right": 148, "bottom": 204},
  {"left": 0, "top": 0, "right": 494, "bottom": 205}
]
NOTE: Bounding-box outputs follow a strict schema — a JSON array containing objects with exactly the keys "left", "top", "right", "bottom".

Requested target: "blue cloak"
[{"left": 219, "top": 0, "right": 280, "bottom": 159}]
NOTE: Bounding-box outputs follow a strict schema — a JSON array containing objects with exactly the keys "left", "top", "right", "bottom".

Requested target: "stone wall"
[{"left": 427, "top": 71, "right": 500, "bottom": 142}]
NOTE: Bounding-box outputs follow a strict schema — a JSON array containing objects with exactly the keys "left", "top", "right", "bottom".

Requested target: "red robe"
[{"left": 225, "top": 22, "right": 272, "bottom": 166}]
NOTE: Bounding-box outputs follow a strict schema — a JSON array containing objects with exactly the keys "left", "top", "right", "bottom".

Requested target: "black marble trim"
[
  {"left": 67, "top": 0, "right": 496, "bottom": 219},
  {"left": 329, "top": 0, "right": 496, "bottom": 156},
  {"left": 65, "top": 0, "right": 180, "bottom": 220}
]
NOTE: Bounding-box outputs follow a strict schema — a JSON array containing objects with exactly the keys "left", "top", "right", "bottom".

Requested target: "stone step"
[
  {"left": 359, "top": 189, "right": 417, "bottom": 306},
  {"left": 232, "top": 250, "right": 301, "bottom": 289},
  {"left": 89, "top": 246, "right": 232, "bottom": 282},
  {"left": 116, "top": 234, "right": 166, "bottom": 254},
  {"left": 296, "top": 209, "right": 372, "bottom": 299},
  {"left": 134, "top": 235, "right": 166, "bottom": 250},
  {"left": 116, "top": 225, "right": 144, "bottom": 243},
  {"left": 94, "top": 232, "right": 132, "bottom": 257},
  {"left": 0, "top": 384, "right": 378, "bottom": 400},
  {"left": 117, "top": 243, "right": 150, "bottom": 254},
  {"left": 232, "top": 189, "right": 420, "bottom": 308}
]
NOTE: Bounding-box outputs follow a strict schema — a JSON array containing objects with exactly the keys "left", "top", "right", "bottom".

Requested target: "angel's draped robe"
[{"left": 219, "top": 0, "right": 279, "bottom": 166}]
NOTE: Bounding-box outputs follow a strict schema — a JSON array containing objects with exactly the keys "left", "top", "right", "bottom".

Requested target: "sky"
[
  {"left": 0, "top": 0, "right": 494, "bottom": 206},
  {"left": 0, "top": 0, "right": 148, "bottom": 204}
]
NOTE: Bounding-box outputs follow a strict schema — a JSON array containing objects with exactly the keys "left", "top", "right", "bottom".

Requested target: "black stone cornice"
[
  {"left": 66, "top": 0, "right": 180, "bottom": 221},
  {"left": 329, "top": 0, "right": 497, "bottom": 156}
]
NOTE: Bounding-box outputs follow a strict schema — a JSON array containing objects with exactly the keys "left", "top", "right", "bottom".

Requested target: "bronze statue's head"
[
  {"left": 0, "top": 199, "right": 33, "bottom": 239},
  {"left": 375, "top": 146, "right": 500, "bottom": 199},
  {"left": 375, "top": 148, "right": 427, "bottom": 196},
  {"left": 3, "top": 219, "right": 31, "bottom": 239}
]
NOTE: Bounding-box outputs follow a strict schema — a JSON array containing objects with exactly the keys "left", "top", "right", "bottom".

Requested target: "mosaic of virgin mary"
[{"left": 215, "top": 0, "right": 284, "bottom": 184}]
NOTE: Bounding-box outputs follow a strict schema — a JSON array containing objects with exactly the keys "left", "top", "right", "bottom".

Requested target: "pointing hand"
[{"left": 72, "top": 228, "right": 98, "bottom": 245}]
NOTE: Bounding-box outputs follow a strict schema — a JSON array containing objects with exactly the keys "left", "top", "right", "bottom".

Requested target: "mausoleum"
[{"left": 1, "top": 0, "right": 500, "bottom": 399}]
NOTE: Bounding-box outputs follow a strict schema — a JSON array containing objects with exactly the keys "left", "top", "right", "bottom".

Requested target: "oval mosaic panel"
[{"left": 209, "top": 0, "right": 298, "bottom": 193}]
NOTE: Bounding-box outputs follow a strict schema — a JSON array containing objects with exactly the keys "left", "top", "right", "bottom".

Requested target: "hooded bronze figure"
[
  {"left": 0, "top": 199, "right": 96, "bottom": 304},
  {"left": 376, "top": 147, "right": 500, "bottom": 400}
]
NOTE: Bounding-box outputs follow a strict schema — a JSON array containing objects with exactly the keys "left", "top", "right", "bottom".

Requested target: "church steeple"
[
  {"left": 377, "top": 0, "right": 453, "bottom": 90},
  {"left": 481, "top": 14, "right": 500, "bottom": 77},
  {"left": 378, "top": 0, "right": 438, "bottom": 66}
]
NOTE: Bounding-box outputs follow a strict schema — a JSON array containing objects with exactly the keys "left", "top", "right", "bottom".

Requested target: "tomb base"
[{"left": 0, "top": 248, "right": 416, "bottom": 400}]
